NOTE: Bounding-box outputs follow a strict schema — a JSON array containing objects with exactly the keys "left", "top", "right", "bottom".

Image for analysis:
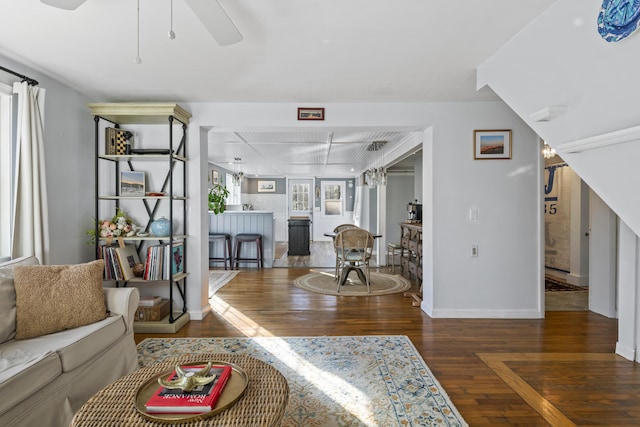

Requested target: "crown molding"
[{"left": 556, "top": 125, "right": 640, "bottom": 154}]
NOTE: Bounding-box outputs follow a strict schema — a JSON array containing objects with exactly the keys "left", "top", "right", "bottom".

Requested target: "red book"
[{"left": 145, "top": 364, "right": 233, "bottom": 413}]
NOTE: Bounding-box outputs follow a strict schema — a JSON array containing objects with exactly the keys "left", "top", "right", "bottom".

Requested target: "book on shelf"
[
  {"left": 145, "top": 364, "right": 232, "bottom": 414},
  {"left": 105, "top": 127, "right": 116, "bottom": 155},
  {"left": 115, "top": 244, "right": 140, "bottom": 281},
  {"left": 138, "top": 296, "right": 163, "bottom": 307},
  {"left": 101, "top": 244, "right": 123, "bottom": 281}
]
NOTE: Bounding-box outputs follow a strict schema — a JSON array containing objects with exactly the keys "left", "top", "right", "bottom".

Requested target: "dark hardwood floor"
[{"left": 135, "top": 267, "right": 639, "bottom": 426}]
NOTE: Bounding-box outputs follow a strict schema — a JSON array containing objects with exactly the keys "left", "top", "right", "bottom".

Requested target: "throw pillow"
[
  {"left": 14, "top": 260, "right": 108, "bottom": 340},
  {"left": 0, "top": 256, "right": 40, "bottom": 344}
]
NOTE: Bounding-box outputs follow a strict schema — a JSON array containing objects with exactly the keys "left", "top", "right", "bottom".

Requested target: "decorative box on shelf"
[{"left": 135, "top": 299, "right": 170, "bottom": 322}]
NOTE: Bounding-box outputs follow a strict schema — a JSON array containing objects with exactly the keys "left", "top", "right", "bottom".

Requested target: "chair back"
[
  {"left": 334, "top": 228, "right": 374, "bottom": 262},
  {"left": 333, "top": 223, "right": 359, "bottom": 233}
]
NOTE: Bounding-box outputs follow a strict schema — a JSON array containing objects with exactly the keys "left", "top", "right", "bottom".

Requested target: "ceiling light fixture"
[
  {"left": 542, "top": 143, "right": 556, "bottom": 159},
  {"left": 168, "top": 0, "right": 176, "bottom": 40},
  {"left": 232, "top": 157, "right": 243, "bottom": 186},
  {"left": 134, "top": 0, "right": 142, "bottom": 64},
  {"left": 365, "top": 141, "right": 387, "bottom": 189}
]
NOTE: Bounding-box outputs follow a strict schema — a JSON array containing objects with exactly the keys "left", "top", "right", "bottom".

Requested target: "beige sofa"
[{"left": 0, "top": 256, "right": 140, "bottom": 427}]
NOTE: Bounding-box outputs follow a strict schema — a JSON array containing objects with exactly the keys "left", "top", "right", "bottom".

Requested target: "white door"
[{"left": 288, "top": 179, "right": 313, "bottom": 239}]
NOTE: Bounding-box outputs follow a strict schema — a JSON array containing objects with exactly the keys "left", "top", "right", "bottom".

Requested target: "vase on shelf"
[{"left": 151, "top": 216, "right": 171, "bottom": 237}]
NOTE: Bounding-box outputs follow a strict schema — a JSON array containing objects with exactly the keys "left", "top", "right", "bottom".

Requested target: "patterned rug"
[
  {"left": 293, "top": 270, "right": 412, "bottom": 296},
  {"left": 137, "top": 336, "right": 467, "bottom": 427},
  {"left": 208, "top": 270, "right": 240, "bottom": 297}
]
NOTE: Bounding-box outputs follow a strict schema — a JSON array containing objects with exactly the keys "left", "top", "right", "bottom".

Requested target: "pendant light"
[
  {"left": 232, "top": 157, "right": 243, "bottom": 186},
  {"left": 168, "top": 0, "right": 176, "bottom": 39},
  {"left": 134, "top": 0, "right": 142, "bottom": 64}
]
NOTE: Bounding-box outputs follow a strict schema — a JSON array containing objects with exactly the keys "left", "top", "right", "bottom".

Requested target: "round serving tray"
[{"left": 134, "top": 361, "right": 248, "bottom": 424}]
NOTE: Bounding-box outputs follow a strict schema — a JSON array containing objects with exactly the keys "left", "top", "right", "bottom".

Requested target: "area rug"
[
  {"left": 545, "top": 277, "right": 587, "bottom": 292},
  {"left": 208, "top": 270, "right": 240, "bottom": 297},
  {"left": 293, "top": 270, "right": 411, "bottom": 296},
  {"left": 137, "top": 335, "right": 467, "bottom": 427}
]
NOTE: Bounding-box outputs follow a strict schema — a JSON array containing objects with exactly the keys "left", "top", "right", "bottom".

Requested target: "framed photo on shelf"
[
  {"left": 170, "top": 241, "right": 184, "bottom": 276},
  {"left": 120, "top": 171, "right": 145, "bottom": 196},
  {"left": 257, "top": 180, "right": 276, "bottom": 193},
  {"left": 474, "top": 129, "right": 512, "bottom": 160},
  {"left": 297, "top": 107, "right": 324, "bottom": 121}
]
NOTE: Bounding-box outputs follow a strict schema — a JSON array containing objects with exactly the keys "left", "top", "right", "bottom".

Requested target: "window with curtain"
[{"left": 0, "top": 83, "right": 14, "bottom": 262}]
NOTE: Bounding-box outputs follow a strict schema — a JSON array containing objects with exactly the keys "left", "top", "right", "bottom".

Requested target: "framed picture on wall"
[
  {"left": 258, "top": 180, "right": 276, "bottom": 192},
  {"left": 473, "top": 129, "right": 512, "bottom": 160},
  {"left": 297, "top": 108, "right": 324, "bottom": 121},
  {"left": 213, "top": 170, "right": 219, "bottom": 185}
]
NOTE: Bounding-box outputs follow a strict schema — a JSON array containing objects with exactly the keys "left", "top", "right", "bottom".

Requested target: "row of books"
[
  {"left": 101, "top": 241, "right": 184, "bottom": 281},
  {"left": 143, "top": 241, "right": 184, "bottom": 280},
  {"left": 102, "top": 244, "right": 139, "bottom": 281},
  {"left": 145, "top": 364, "right": 232, "bottom": 414}
]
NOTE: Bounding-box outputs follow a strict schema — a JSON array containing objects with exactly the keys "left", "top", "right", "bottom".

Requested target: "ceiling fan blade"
[
  {"left": 184, "top": 0, "right": 243, "bottom": 46},
  {"left": 41, "top": 0, "right": 87, "bottom": 10}
]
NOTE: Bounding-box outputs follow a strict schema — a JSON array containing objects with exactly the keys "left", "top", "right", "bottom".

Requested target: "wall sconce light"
[{"left": 542, "top": 143, "right": 556, "bottom": 159}]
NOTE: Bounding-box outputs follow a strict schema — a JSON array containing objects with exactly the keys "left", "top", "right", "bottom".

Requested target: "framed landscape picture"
[
  {"left": 474, "top": 129, "right": 512, "bottom": 160},
  {"left": 257, "top": 180, "right": 276, "bottom": 192},
  {"left": 120, "top": 171, "right": 145, "bottom": 196}
]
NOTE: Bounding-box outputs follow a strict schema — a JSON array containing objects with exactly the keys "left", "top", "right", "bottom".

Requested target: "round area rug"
[{"left": 293, "top": 270, "right": 412, "bottom": 296}]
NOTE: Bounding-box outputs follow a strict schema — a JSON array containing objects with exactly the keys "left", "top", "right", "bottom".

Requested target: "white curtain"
[{"left": 11, "top": 82, "right": 49, "bottom": 264}]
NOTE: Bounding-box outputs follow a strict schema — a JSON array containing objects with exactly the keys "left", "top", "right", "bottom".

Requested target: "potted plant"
[{"left": 208, "top": 184, "right": 230, "bottom": 214}]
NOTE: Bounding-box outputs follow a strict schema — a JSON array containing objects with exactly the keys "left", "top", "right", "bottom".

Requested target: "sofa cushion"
[
  {"left": 0, "top": 256, "right": 40, "bottom": 344},
  {"left": 14, "top": 260, "right": 108, "bottom": 339},
  {"left": 0, "top": 313, "right": 125, "bottom": 373},
  {"left": 0, "top": 350, "right": 60, "bottom": 417}
]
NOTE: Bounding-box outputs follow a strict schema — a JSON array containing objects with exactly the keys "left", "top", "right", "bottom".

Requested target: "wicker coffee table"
[{"left": 70, "top": 354, "right": 289, "bottom": 426}]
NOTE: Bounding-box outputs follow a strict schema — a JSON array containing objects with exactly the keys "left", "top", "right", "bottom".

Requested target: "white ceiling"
[
  {"left": 209, "top": 127, "right": 423, "bottom": 177},
  {"left": 0, "top": 0, "right": 556, "bottom": 176}
]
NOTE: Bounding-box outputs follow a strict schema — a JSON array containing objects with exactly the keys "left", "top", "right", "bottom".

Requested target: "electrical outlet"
[{"left": 470, "top": 244, "right": 478, "bottom": 257}]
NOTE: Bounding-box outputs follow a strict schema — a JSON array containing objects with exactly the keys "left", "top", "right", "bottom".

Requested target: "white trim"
[
  {"left": 0, "top": 82, "right": 11, "bottom": 96},
  {"left": 189, "top": 306, "right": 210, "bottom": 321},
  {"left": 529, "top": 105, "right": 567, "bottom": 122},
  {"left": 556, "top": 125, "right": 640, "bottom": 154},
  {"left": 615, "top": 341, "right": 636, "bottom": 362},
  {"left": 428, "top": 308, "right": 544, "bottom": 319}
]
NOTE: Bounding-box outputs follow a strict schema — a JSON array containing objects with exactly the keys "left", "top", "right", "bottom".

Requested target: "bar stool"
[
  {"left": 233, "top": 233, "right": 263, "bottom": 269},
  {"left": 208, "top": 233, "right": 232, "bottom": 270},
  {"left": 387, "top": 242, "right": 402, "bottom": 273}
]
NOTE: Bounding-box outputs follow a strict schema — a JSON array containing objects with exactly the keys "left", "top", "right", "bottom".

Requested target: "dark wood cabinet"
[
  {"left": 400, "top": 222, "right": 422, "bottom": 306},
  {"left": 288, "top": 217, "right": 310, "bottom": 255}
]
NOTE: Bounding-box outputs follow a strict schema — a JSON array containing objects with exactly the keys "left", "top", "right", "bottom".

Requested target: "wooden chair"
[
  {"left": 334, "top": 228, "right": 374, "bottom": 293},
  {"left": 332, "top": 224, "right": 359, "bottom": 280}
]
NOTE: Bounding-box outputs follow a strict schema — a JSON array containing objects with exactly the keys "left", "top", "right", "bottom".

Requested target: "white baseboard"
[
  {"left": 429, "top": 308, "right": 544, "bottom": 319},
  {"left": 615, "top": 342, "right": 636, "bottom": 362},
  {"left": 566, "top": 273, "right": 589, "bottom": 287},
  {"left": 188, "top": 305, "right": 211, "bottom": 321}
]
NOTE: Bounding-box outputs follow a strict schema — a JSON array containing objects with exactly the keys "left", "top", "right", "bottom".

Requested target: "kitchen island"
[{"left": 209, "top": 211, "right": 275, "bottom": 268}]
